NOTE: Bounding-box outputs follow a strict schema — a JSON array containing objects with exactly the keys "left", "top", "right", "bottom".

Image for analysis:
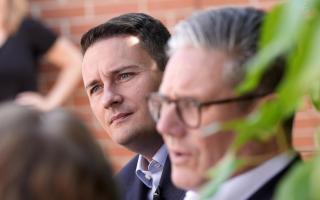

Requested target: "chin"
[
  {"left": 112, "top": 133, "right": 135, "bottom": 147},
  {"left": 171, "top": 167, "right": 202, "bottom": 191},
  {"left": 113, "top": 128, "right": 144, "bottom": 148}
]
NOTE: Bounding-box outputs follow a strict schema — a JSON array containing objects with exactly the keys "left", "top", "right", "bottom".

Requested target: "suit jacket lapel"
[
  {"left": 127, "top": 178, "right": 149, "bottom": 200},
  {"left": 157, "top": 157, "right": 186, "bottom": 200}
]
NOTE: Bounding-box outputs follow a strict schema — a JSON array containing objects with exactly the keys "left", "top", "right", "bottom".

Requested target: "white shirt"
[
  {"left": 136, "top": 145, "right": 168, "bottom": 200},
  {"left": 184, "top": 190, "right": 200, "bottom": 200},
  {"left": 184, "top": 152, "right": 296, "bottom": 200}
]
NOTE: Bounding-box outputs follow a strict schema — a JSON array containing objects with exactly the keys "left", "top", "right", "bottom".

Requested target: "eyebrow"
[
  {"left": 109, "top": 65, "right": 140, "bottom": 75},
  {"left": 84, "top": 65, "right": 141, "bottom": 90},
  {"left": 85, "top": 80, "right": 99, "bottom": 90}
]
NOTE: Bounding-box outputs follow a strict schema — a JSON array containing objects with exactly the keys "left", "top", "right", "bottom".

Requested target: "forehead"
[
  {"left": 82, "top": 35, "right": 155, "bottom": 80},
  {"left": 160, "top": 47, "right": 233, "bottom": 99}
]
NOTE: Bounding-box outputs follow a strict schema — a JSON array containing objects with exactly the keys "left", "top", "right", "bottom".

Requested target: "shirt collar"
[
  {"left": 184, "top": 152, "right": 296, "bottom": 200},
  {"left": 184, "top": 191, "right": 200, "bottom": 200},
  {"left": 135, "top": 145, "right": 168, "bottom": 188},
  {"left": 211, "top": 152, "right": 296, "bottom": 200}
]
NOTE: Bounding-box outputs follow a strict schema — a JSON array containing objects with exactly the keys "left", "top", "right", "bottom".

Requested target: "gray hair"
[{"left": 168, "top": 7, "right": 265, "bottom": 88}]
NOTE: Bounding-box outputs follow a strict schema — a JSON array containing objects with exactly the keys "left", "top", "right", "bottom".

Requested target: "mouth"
[
  {"left": 110, "top": 112, "right": 133, "bottom": 125},
  {"left": 169, "top": 149, "right": 192, "bottom": 166}
]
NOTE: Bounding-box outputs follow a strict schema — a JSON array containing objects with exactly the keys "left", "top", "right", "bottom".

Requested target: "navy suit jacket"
[
  {"left": 247, "top": 155, "right": 301, "bottom": 200},
  {"left": 115, "top": 155, "right": 185, "bottom": 200}
]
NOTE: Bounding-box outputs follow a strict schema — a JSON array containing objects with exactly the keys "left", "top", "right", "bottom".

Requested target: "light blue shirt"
[
  {"left": 136, "top": 145, "right": 168, "bottom": 200},
  {"left": 184, "top": 152, "right": 296, "bottom": 200}
]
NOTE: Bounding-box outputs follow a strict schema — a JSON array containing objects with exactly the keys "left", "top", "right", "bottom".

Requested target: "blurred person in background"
[
  {"left": 148, "top": 7, "right": 299, "bottom": 200},
  {"left": 0, "top": 102, "right": 120, "bottom": 200},
  {"left": 0, "top": 0, "right": 82, "bottom": 111},
  {"left": 81, "top": 13, "right": 185, "bottom": 200}
]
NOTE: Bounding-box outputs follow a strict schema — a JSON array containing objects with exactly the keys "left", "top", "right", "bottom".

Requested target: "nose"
[
  {"left": 102, "top": 86, "right": 123, "bottom": 109},
  {"left": 156, "top": 104, "right": 186, "bottom": 138}
]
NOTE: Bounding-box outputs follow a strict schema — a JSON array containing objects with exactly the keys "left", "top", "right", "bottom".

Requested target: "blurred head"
[
  {"left": 150, "top": 7, "right": 287, "bottom": 190},
  {"left": 0, "top": 103, "right": 119, "bottom": 200},
  {"left": 81, "top": 13, "right": 170, "bottom": 158},
  {"left": 0, "top": 0, "right": 28, "bottom": 33}
]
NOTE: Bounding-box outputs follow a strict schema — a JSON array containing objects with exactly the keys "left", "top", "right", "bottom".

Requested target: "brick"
[
  {"left": 73, "top": 95, "right": 90, "bottom": 106},
  {"left": 106, "top": 145, "right": 134, "bottom": 157},
  {"left": 147, "top": 0, "right": 196, "bottom": 12},
  {"left": 93, "top": 2, "right": 139, "bottom": 16},
  {"left": 40, "top": 4, "right": 86, "bottom": 19},
  {"left": 293, "top": 136, "right": 316, "bottom": 151},
  {"left": 255, "top": 0, "right": 284, "bottom": 11},
  {"left": 199, "top": 0, "right": 250, "bottom": 8},
  {"left": 294, "top": 118, "right": 320, "bottom": 129},
  {"left": 70, "top": 21, "right": 102, "bottom": 36}
]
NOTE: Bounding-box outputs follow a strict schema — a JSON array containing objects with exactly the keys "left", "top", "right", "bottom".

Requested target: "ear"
[{"left": 241, "top": 92, "right": 276, "bottom": 114}]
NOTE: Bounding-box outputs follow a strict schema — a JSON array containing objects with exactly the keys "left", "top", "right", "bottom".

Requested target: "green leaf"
[
  {"left": 315, "top": 129, "right": 320, "bottom": 151},
  {"left": 274, "top": 160, "right": 311, "bottom": 200},
  {"left": 237, "top": 0, "right": 307, "bottom": 95},
  {"left": 310, "top": 156, "right": 320, "bottom": 199}
]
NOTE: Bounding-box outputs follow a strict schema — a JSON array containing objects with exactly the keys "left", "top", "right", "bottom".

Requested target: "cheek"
[
  {"left": 195, "top": 140, "right": 213, "bottom": 172},
  {"left": 201, "top": 133, "right": 235, "bottom": 169}
]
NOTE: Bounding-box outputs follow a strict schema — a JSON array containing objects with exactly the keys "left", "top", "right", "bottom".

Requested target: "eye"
[
  {"left": 116, "top": 72, "right": 135, "bottom": 83},
  {"left": 89, "top": 84, "right": 103, "bottom": 95}
]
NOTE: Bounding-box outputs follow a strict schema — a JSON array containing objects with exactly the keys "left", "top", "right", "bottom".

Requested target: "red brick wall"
[
  {"left": 293, "top": 99, "right": 320, "bottom": 160},
  {"left": 28, "top": 0, "right": 319, "bottom": 171}
]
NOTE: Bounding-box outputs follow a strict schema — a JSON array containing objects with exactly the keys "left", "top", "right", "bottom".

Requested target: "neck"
[
  {"left": 127, "top": 135, "right": 164, "bottom": 162},
  {"left": 140, "top": 140, "right": 163, "bottom": 162},
  {"left": 234, "top": 136, "right": 288, "bottom": 176},
  {"left": 143, "top": 142, "right": 163, "bottom": 162}
]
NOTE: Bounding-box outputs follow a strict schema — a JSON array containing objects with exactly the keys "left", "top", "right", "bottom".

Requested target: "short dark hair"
[{"left": 81, "top": 13, "right": 170, "bottom": 71}]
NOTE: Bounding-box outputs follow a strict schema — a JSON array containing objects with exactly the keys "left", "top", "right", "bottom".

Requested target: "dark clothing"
[
  {"left": 0, "top": 17, "right": 57, "bottom": 101},
  {"left": 116, "top": 155, "right": 186, "bottom": 200},
  {"left": 248, "top": 155, "right": 301, "bottom": 200}
]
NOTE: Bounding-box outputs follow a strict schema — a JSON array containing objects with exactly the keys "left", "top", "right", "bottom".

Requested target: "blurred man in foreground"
[{"left": 148, "top": 7, "right": 298, "bottom": 200}]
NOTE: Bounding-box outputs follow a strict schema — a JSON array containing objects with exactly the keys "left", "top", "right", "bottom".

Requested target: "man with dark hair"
[
  {"left": 81, "top": 13, "right": 185, "bottom": 200},
  {"left": 148, "top": 7, "right": 298, "bottom": 200}
]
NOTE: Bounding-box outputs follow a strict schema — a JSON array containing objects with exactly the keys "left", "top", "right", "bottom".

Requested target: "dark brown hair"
[{"left": 81, "top": 13, "right": 170, "bottom": 71}]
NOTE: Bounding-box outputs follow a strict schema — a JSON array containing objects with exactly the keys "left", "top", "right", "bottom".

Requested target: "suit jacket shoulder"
[
  {"left": 158, "top": 157, "right": 186, "bottom": 200},
  {"left": 116, "top": 155, "right": 139, "bottom": 185},
  {"left": 116, "top": 155, "right": 149, "bottom": 200},
  {"left": 248, "top": 155, "right": 301, "bottom": 200}
]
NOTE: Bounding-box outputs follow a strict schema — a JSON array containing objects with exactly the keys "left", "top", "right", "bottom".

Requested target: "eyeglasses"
[{"left": 147, "top": 92, "right": 269, "bottom": 128}]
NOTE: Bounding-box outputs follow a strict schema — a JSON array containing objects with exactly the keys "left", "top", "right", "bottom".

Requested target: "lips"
[
  {"left": 109, "top": 112, "right": 133, "bottom": 125},
  {"left": 169, "top": 148, "right": 192, "bottom": 166}
]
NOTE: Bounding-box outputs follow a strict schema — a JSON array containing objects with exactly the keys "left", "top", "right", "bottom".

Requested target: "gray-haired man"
[{"left": 148, "top": 7, "right": 299, "bottom": 200}]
